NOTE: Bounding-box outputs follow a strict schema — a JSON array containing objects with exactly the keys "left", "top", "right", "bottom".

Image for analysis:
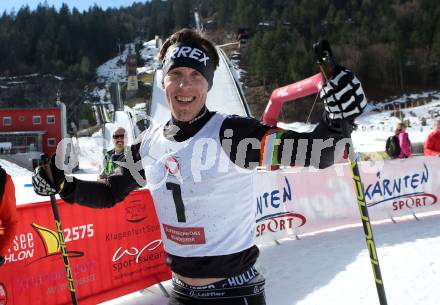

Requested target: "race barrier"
[
  {"left": 0, "top": 189, "right": 171, "bottom": 305},
  {"left": 1, "top": 156, "right": 439, "bottom": 304},
  {"left": 255, "top": 156, "right": 440, "bottom": 243}
]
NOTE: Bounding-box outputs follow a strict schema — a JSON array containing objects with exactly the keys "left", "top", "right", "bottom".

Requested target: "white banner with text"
[{"left": 255, "top": 156, "right": 440, "bottom": 243}]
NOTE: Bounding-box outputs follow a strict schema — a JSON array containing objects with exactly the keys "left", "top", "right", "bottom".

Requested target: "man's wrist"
[{"left": 59, "top": 178, "right": 76, "bottom": 198}]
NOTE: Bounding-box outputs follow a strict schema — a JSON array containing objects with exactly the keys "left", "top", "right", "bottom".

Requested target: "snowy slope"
[
  {"left": 96, "top": 47, "right": 129, "bottom": 83},
  {"left": 97, "top": 39, "right": 159, "bottom": 83},
  {"left": 81, "top": 39, "right": 161, "bottom": 173},
  {"left": 261, "top": 212, "right": 440, "bottom": 305},
  {"left": 138, "top": 40, "right": 160, "bottom": 74}
]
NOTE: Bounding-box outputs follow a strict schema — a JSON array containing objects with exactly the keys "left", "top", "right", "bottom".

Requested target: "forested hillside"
[{"left": 0, "top": 0, "right": 438, "bottom": 120}]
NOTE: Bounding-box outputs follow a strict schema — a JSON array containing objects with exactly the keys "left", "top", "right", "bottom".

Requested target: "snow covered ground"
[
  {"left": 351, "top": 91, "right": 440, "bottom": 153},
  {"left": 0, "top": 158, "right": 32, "bottom": 176},
  {"left": 97, "top": 39, "right": 159, "bottom": 83},
  {"left": 99, "top": 212, "right": 440, "bottom": 305}
]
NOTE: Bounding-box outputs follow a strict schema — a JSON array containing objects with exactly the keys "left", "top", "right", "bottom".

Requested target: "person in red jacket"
[
  {"left": 0, "top": 165, "right": 18, "bottom": 267},
  {"left": 424, "top": 118, "right": 440, "bottom": 156}
]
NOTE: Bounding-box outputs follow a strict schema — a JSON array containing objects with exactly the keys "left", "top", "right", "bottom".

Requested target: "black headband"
[{"left": 162, "top": 42, "right": 215, "bottom": 90}]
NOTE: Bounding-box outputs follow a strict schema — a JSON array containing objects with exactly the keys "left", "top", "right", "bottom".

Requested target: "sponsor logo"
[
  {"left": 166, "top": 46, "right": 210, "bottom": 66},
  {"left": 1, "top": 222, "right": 90, "bottom": 266},
  {"left": 256, "top": 176, "right": 307, "bottom": 237},
  {"left": 111, "top": 240, "right": 163, "bottom": 273},
  {"left": 15, "top": 259, "right": 97, "bottom": 292},
  {"left": 189, "top": 290, "right": 226, "bottom": 298},
  {"left": 256, "top": 212, "right": 306, "bottom": 237},
  {"left": 30, "top": 223, "right": 84, "bottom": 263},
  {"left": 4, "top": 233, "right": 35, "bottom": 263},
  {"left": 391, "top": 194, "right": 437, "bottom": 211},
  {"left": 162, "top": 224, "right": 206, "bottom": 245},
  {"left": 21, "top": 223, "right": 85, "bottom": 292},
  {"left": 365, "top": 164, "right": 437, "bottom": 211},
  {"left": 227, "top": 268, "right": 258, "bottom": 287},
  {"left": 125, "top": 200, "right": 147, "bottom": 223},
  {"left": 256, "top": 177, "right": 293, "bottom": 213},
  {"left": 253, "top": 284, "right": 264, "bottom": 294},
  {"left": 105, "top": 225, "right": 160, "bottom": 242},
  {"left": 164, "top": 156, "right": 181, "bottom": 177}
]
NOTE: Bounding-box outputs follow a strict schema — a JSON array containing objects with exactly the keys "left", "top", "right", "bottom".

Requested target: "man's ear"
[{"left": 161, "top": 80, "right": 165, "bottom": 89}]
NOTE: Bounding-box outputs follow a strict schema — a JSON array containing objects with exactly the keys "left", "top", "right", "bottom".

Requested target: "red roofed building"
[{"left": 0, "top": 103, "right": 66, "bottom": 168}]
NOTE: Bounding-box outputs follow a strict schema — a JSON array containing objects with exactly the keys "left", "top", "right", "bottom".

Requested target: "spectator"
[
  {"left": 0, "top": 165, "right": 18, "bottom": 267},
  {"left": 395, "top": 121, "right": 412, "bottom": 158},
  {"left": 424, "top": 118, "right": 440, "bottom": 156},
  {"left": 99, "top": 127, "right": 127, "bottom": 182}
]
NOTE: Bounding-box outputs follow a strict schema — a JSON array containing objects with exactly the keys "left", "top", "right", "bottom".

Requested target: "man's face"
[
  {"left": 112, "top": 131, "right": 126, "bottom": 153},
  {"left": 436, "top": 120, "right": 440, "bottom": 132},
  {"left": 163, "top": 66, "right": 208, "bottom": 122}
]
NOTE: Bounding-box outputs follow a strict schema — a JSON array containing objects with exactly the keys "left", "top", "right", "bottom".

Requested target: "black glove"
[
  {"left": 0, "top": 255, "right": 5, "bottom": 267},
  {"left": 320, "top": 65, "right": 367, "bottom": 123},
  {"left": 32, "top": 154, "right": 66, "bottom": 196}
]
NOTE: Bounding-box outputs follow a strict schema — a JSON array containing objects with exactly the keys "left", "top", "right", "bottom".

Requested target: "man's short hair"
[
  {"left": 158, "top": 28, "right": 219, "bottom": 69},
  {"left": 113, "top": 127, "right": 126, "bottom": 135}
]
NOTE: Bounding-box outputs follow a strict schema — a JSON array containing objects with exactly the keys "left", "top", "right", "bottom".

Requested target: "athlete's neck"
[{"left": 165, "top": 106, "right": 214, "bottom": 142}]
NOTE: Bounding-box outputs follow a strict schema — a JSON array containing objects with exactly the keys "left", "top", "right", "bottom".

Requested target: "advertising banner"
[
  {"left": 3, "top": 157, "right": 439, "bottom": 303},
  {"left": 255, "top": 156, "right": 440, "bottom": 242},
  {"left": 0, "top": 190, "right": 171, "bottom": 305}
]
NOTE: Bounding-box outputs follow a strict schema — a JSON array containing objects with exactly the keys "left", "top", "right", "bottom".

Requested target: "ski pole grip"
[{"left": 41, "top": 153, "right": 54, "bottom": 183}]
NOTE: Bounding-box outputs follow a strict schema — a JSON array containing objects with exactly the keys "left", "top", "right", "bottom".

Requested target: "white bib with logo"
[{"left": 140, "top": 113, "right": 255, "bottom": 257}]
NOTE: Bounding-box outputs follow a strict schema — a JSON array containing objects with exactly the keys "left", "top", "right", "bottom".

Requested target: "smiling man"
[{"left": 32, "top": 28, "right": 367, "bottom": 305}]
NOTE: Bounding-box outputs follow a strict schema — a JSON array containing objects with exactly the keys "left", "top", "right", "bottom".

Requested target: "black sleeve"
[
  {"left": 60, "top": 142, "right": 146, "bottom": 208},
  {"left": 219, "top": 114, "right": 346, "bottom": 170}
]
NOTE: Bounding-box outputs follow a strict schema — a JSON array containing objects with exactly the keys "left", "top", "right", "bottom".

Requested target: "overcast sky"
[{"left": 0, "top": 0, "right": 144, "bottom": 14}]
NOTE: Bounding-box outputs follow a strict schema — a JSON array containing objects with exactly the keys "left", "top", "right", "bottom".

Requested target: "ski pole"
[
  {"left": 313, "top": 40, "right": 388, "bottom": 305},
  {"left": 41, "top": 154, "right": 79, "bottom": 305}
]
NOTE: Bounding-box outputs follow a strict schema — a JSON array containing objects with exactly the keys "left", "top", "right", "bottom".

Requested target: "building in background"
[{"left": 0, "top": 102, "right": 67, "bottom": 169}]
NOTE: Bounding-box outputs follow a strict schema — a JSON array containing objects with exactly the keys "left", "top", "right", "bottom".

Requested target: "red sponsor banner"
[
  {"left": 162, "top": 224, "right": 206, "bottom": 245},
  {"left": 0, "top": 189, "right": 171, "bottom": 305}
]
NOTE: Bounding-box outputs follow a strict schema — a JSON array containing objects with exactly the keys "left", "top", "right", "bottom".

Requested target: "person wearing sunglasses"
[{"left": 98, "top": 127, "right": 127, "bottom": 182}]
